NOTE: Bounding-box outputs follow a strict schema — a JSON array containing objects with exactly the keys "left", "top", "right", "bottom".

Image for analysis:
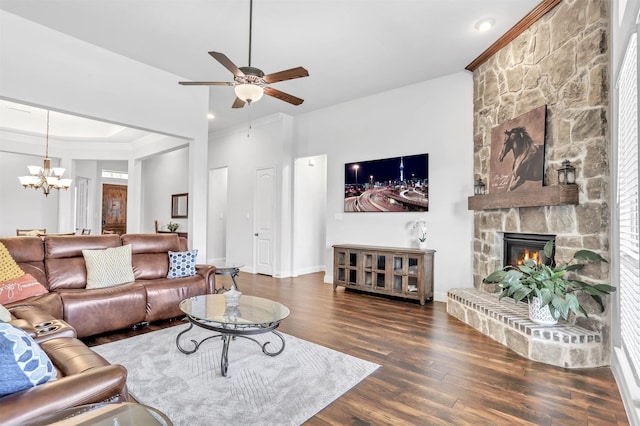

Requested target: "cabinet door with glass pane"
[
  {"left": 373, "top": 252, "right": 389, "bottom": 291},
  {"left": 333, "top": 248, "right": 359, "bottom": 288},
  {"left": 391, "top": 254, "right": 406, "bottom": 294},
  {"left": 361, "top": 251, "right": 375, "bottom": 289}
]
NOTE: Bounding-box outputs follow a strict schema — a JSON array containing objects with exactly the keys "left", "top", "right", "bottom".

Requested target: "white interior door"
[
  {"left": 74, "top": 177, "right": 89, "bottom": 233},
  {"left": 255, "top": 167, "right": 275, "bottom": 275}
]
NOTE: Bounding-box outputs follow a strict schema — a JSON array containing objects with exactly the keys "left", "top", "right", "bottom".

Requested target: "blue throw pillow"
[
  {"left": 0, "top": 323, "right": 57, "bottom": 397},
  {"left": 167, "top": 249, "right": 198, "bottom": 278}
]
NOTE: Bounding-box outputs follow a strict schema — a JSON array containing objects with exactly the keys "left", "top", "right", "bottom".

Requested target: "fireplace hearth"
[{"left": 503, "top": 233, "right": 555, "bottom": 267}]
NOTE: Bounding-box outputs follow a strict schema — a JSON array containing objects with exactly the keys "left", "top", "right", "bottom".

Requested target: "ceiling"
[{"left": 0, "top": 0, "right": 541, "bottom": 139}]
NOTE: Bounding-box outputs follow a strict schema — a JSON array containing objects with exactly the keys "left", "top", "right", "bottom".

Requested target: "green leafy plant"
[
  {"left": 167, "top": 222, "right": 179, "bottom": 232},
  {"left": 484, "top": 240, "right": 615, "bottom": 321}
]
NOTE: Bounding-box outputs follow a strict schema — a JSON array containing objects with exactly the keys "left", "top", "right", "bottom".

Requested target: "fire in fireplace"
[{"left": 503, "top": 233, "right": 555, "bottom": 267}]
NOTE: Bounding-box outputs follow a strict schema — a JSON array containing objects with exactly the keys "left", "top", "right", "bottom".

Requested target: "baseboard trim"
[{"left": 292, "top": 265, "right": 325, "bottom": 277}]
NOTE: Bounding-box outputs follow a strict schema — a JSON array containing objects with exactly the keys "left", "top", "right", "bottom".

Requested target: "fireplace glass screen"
[{"left": 503, "top": 233, "right": 555, "bottom": 267}]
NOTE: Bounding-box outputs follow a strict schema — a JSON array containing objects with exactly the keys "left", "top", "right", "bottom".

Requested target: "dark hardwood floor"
[{"left": 83, "top": 272, "right": 629, "bottom": 425}]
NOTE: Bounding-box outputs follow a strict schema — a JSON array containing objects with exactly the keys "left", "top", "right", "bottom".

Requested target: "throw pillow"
[
  {"left": 0, "top": 323, "right": 57, "bottom": 397},
  {"left": 0, "top": 305, "right": 10, "bottom": 322},
  {"left": 0, "top": 242, "right": 25, "bottom": 282},
  {"left": 83, "top": 244, "right": 135, "bottom": 289},
  {"left": 167, "top": 249, "right": 198, "bottom": 278},
  {"left": 0, "top": 274, "right": 49, "bottom": 305}
]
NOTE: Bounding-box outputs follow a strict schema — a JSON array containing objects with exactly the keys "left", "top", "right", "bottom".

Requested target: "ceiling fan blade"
[
  {"left": 263, "top": 67, "right": 309, "bottom": 84},
  {"left": 178, "top": 81, "right": 234, "bottom": 86},
  {"left": 232, "top": 97, "right": 246, "bottom": 109},
  {"left": 209, "top": 51, "right": 245, "bottom": 77},
  {"left": 264, "top": 87, "right": 304, "bottom": 106}
]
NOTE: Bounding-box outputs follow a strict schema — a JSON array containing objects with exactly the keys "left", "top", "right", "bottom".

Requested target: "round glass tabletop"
[
  {"left": 179, "top": 294, "right": 290, "bottom": 327},
  {"left": 26, "top": 402, "right": 172, "bottom": 426},
  {"left": 210, "top": 262, "right": 244, "bottom": 272}
]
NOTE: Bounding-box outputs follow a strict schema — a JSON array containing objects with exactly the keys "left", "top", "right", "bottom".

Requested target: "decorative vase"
[
  {"left": 223, "top": 285, "right": 242, "bottom": 307},
  {"left": 528, "top": 297, "right": 558, "bottom": 325},
  {"left": 418, "top": 241, "right": 428, "bottom": 250}
]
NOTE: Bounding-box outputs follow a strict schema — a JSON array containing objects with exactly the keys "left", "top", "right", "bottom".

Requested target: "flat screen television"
[{"left": 344, "top": 153, "right": 429, "bottom": 212}]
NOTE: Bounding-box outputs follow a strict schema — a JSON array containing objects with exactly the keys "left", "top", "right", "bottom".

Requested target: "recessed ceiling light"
[
  {"left": 207, "top": 113, "right": 215, "bottom": 120},
  {"left": 475, "top": 18, "right": 495, "bottom": 32}
]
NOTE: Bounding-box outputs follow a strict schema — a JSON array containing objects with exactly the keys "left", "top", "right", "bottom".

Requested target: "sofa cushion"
[
  {"left": 0, "top": 242, "right": 25, "bottom": 282},
  {"left": 45, "top": 235, "right": 122, "bottom": 291},
  {"left": 0, "top": 274, "right": 49, "bottom": 305},
  {"left": 58, "top": 283, "right": 147, "bottom": 338},
  {"left": 83, "top": 245, "right": 135, "bottom": 289},
  {"left": 122, "top": 234, "right": 182, "bottom": 280},
  {"left": 0, "top": 323, "right": 57, "bottom": 397},
  {"left": 141, "top": 275, "right": 207, "bottom": 322},
  {"left": 167, "top": 249, "right": 198, "bottom": 278},
  {"left": 0, "top": 237, "right": 48, "bottom": 291}
]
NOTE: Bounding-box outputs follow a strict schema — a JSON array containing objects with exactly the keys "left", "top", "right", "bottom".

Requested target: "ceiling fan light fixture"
[{"left": 235, "top": 83, "right": 264, "bottom": 103}]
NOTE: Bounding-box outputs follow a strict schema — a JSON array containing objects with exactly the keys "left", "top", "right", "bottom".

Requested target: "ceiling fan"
[{"left": 179, "top": 0, "right": 309, "bottom": 109}]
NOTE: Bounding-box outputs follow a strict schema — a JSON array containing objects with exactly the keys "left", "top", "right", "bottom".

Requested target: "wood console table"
[
  {"left": 333, "top": 244, "right": 434, "bottom": 305},
  {"left": 157, "top": 230, "right": 188, "bottom": 240}
]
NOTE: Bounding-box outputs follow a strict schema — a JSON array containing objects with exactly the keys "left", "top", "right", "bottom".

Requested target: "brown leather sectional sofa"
[
  {"left": 1, "top": 233, "right": 216, "bottom": 337},
  {"left": 0, "top": 233, "right": 216, "bottom": 425},
  {"left": 1, "top": 308, "right": 129, "bottom": 426}
]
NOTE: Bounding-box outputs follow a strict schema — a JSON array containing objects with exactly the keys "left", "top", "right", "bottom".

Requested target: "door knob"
[{"left": 254, "top": 233, "right": 259, "bottom": 237}]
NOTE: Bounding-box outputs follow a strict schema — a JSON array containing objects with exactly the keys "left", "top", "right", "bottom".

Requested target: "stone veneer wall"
[{"left": 471, "top": 0, "right": 611, "bottom": 361}]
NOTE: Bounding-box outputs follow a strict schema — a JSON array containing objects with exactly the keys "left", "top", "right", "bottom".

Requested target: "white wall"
[
  {"left": 0, "top": 151, "right": 62, "bottom": 236},
  {"left": 208, "top": 167, "right": 229, "bottom": 263},
  {"left": 142, "top": 148, "right": 190, "bottom": 234},
  {"left": 0, "top": 11, "right": 209, "bottom": 259},
  {"left": 293, "top": 72, "right": 474, "bottom": 301}
]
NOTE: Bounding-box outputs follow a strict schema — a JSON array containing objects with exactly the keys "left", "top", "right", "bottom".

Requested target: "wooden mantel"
[{"left": 468, "top": 185, "right": 579, "bottom": 211}]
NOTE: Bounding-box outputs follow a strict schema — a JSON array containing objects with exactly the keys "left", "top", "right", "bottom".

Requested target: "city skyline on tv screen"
[{"left": 344, "top": 153, "right": 429, "bottom": 212}]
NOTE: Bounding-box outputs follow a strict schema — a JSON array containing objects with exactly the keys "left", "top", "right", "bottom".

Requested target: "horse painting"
[{"left": 498, "top": 127, "right": 544, "bottom": 191}]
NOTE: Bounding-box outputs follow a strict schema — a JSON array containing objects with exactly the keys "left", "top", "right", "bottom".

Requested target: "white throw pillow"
[
  {"left": 0, "top": 304, "right": 10, "bottom": 322},
  {"left": 83, "top": 244, "right": 135, "bottom": 289}
]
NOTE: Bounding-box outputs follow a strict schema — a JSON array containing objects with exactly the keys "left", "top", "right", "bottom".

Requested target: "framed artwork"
[
  {"left": 490, "top": 105, "right": 546, "bottom": 192},
  {"left": 344, "top": 153, "right": 429, "bottom": 212}
]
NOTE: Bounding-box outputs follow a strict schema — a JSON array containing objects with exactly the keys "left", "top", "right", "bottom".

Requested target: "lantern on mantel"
[
  {"left": 557, "top": 160, "right": 576, "bottom": 185},
  {"left": 474, "top": 177, "right": 486, "bottom": 195}
]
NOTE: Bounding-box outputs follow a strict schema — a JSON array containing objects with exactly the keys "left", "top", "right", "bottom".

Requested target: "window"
[
  {"left": 102, "top": 170, "right": 128, "bottom": 180},
  {"left": 617, "top": 32, "right": 640, "bottom": 376}
]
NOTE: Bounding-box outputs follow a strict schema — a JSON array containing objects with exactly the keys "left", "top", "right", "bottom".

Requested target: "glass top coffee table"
[
  {"left": 177, "top": 294, "right": 290, "bottom": 377},
  {"left": 26, "top": 402, "right": 172, "bottom": 425}
]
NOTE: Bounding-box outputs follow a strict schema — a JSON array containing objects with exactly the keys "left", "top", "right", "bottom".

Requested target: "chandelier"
[{"left": 18, "top": 111, "right": 72, "bottom": 196}]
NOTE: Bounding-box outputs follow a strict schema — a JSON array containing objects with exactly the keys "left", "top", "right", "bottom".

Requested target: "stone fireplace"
[{"left": 447, "top": 0, "right": 612, "bottom": 368}]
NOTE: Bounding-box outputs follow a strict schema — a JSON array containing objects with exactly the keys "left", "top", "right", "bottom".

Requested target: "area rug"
[{"left": 92, "top": 323, "right": 380, "bottom": 426}]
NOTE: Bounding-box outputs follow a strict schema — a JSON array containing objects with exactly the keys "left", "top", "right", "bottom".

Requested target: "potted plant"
[
  {"left": 409, "top": 218, "right": 428, "bottom": 250},
  {"left": 167, "top": 222, "right": 179, "bottom": 232},
  {"left": 484, "top": 240, "right": 615, "bottom": 324}
]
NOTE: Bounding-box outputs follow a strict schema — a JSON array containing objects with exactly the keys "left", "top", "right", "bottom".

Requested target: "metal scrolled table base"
[{"left": 176, "top": 320, "right": 286, "bottom": 377}]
